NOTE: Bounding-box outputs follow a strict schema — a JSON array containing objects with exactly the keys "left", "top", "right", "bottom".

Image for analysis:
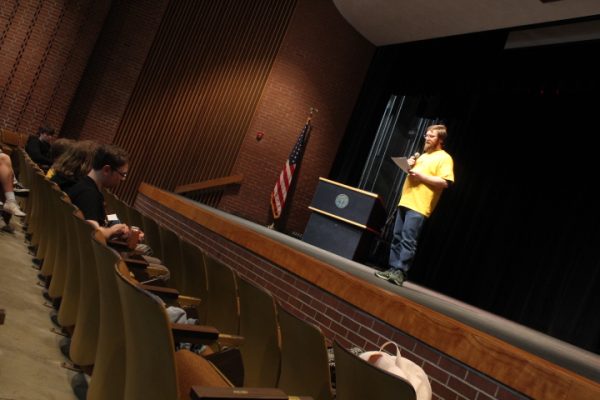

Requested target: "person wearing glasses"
[
  {"left": 66, "top": 144, "right": 133, "bottom": 239},
  {"left": 375, "top": 124, "right": 454, "bottom": 286}
]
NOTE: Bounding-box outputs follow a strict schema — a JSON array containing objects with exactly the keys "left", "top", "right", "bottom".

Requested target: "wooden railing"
[{"left": 174, "top": 174, "right": 244, "bottom": 195}]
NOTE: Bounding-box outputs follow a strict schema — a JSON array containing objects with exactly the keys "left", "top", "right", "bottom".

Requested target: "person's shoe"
[
  {"left": 71, "top": 372, "right": 89, "bottom": 400},
  {"left": 50, "top": 312, "right": 61, "bottom": 328},
  {"left": 388, "top": 269, "right": 406, "bottom": 286},
  {"left": 375, "top": 268, "right": 394, "bottom": 280},
  {"left": 14, "top": 187, "right": 30, "bottom": 197},
  {"left": 13, "top": 179, "right": 27, "bottom": 190},
  {"left": 3, "top": 200, "right": 25, "bottom": 217}
]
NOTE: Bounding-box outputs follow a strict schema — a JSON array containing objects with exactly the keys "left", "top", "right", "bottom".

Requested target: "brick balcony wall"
[{"left": 136, "top": 192, "right": 527, "bottom": 400}]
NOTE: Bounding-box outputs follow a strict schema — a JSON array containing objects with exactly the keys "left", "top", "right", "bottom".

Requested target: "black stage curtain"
[{"left": 332, "top": 31, "right": 600, "bottom": 354}]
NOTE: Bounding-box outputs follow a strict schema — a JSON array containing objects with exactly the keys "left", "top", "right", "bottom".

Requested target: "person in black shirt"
[
  {"left": 25, "top": 126, "right": 57, "bottom": 170},
  {"left": 50, "top": 140, "right": 98, "bottom": 192},
  {"left": 66, "top": 144, "right": 131, "bottom": 239}
]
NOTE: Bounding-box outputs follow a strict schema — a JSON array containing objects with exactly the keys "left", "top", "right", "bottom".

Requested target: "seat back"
[
  {"left": 204, "top": 255, "right": 239, "bottom": 335},
  {"left": 47, "top": 195, "right": 78, "bottom": 299},
  {"left": 115, "top": 261, "right": 180, "bottom": 400},
  {"left": 141, "top": 213, "right": 163, "bottom": 259},
  {"left": 127, "top": 205, "right": 145, "bottom": 230},
  {"left": 38, "top": 179, "right": 61, "bottom": 276},
  {"left": 57, "top": 211, "right": 91, "bottom": 328},
  {"left": 69, "top": 214, "right": 101, "bottom": 366},
  {"left": 277, "top": 306, "right": 333, "bottom": 400},
  {"left": 237, "top": 277, "right": 280, "bottom": 387},
  {"left": 158, "top": 224, "right": 185, "bottom": 291},
  {"left": 333, "top": 341, "right": 416, "bottom": 400},
  {"left": 87, "top": 236, "right": 126, "bottom": 400},
  {"left": 179, "top": 240, "right": 208, "bottom": 314}
]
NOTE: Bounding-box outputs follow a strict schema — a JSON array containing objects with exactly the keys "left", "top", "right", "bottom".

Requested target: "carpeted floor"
[{"left": 0, "top": 213, "right": 76, "bottom": 400}]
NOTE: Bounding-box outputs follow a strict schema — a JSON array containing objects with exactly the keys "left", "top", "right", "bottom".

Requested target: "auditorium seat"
[
  {"left": 126, "top": 204, "right": 145, "bottom": 232},
  {"left": 87, "top": 233, "right": 127, "bottom": 400},
  {"left": 237, "top": 277, "right": 281, "bottom": 387},
  {"left": 36, "top": 177, "right": 60, "bottom": 276},
  {"left": 141, "top": 212, "right": 163, "bottom": 259},
  {"left": 115, "top": 261, "right": 232, "bottom": 400},
  {"left": 333, "top": 341, "right": 416, "bottom": 400},
  {"left": 159, "top": 224, "right": 186, "bottom": 291},
  {"left": 277, "top": 306, "right": 333, "bottom": 400},
  {"left": 179, "top": 239, "right": 209, "bottom": 319},
  {"left": 56, "top": 212, "right": 92, "bottom": 329},
  {"left": 68, "top": 212, "right": 102, "bottom": 367},
  {"left": 203, "top": 255, "right": 240, "bottom": 336},
  {"left": 46, "top": 195, "right": 78, "bottom": 300}
]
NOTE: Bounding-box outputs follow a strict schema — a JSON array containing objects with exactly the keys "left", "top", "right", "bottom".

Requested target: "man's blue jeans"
[{"left": 389, "top": 207, "right": 426, "bottom": 273}]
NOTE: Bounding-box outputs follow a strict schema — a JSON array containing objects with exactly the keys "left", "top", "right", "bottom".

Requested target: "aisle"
[{"left": 0, "top": 216, "right": 76, "bottom": 400}]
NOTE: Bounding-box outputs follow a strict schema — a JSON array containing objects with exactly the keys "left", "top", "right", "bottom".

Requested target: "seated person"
[
  {"left": 25, "top": 126, "right": 57, "bottom": 170},
  {"left": 66, "top": 144, "right": 133, "bottom": 239},
  {"left": 46, "top": 138, "right": 75, "bottom": 179},
  {"left": 0, "top": 151, "right": 26, "bottom": 217},
  {"left": 65, "top": 144, "right": 167, "bottom": 282},
  {"left": 50, "top": 140, "right": 99, "bottom": 192}
]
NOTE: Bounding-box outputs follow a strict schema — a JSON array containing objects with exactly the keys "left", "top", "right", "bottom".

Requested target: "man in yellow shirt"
[{"left": 376, "top": 124, "right": 454, "bottom": 286}]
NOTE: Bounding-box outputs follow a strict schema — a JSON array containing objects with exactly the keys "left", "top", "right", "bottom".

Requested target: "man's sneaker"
[
  {"left": 13, "top": 179, "right": 27, "bottom": 190},
  {"left": 375, "top": 268, "right": 394, "bottom": 280},
  {"left": 14, "top": 187, "right": 30, "bottom": 196},
  {"left": 388, "top": 269, "right": 406, "bottom": 286},
  {"left": 3, "top": 200, "right": 25, "bottom": 217}
]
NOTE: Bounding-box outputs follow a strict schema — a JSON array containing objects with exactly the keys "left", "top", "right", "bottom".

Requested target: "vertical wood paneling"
[{"left": 111, "top": 0, "right": 297, "bottom": 205}]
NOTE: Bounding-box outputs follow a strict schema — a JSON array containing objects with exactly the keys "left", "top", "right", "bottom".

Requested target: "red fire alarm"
[{"left": 256, "top": 131, "right": 264, "bottom": 141}]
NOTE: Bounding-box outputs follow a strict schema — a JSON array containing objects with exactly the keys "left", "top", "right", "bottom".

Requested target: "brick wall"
[
  {"left": 218, "top": 0, "right": 375, "bottom": 234},
  {"left": 137, "top": 193, "right": 528, "bottom": 400},
  {"left": 0, "top": 0, "right": 112, "bottom": 135},
  {"left": 61, "top": 0, "right": 169, "bottom": 143}
]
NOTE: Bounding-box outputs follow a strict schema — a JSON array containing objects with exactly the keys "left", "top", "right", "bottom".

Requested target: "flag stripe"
[{"left": 271, "top": 122, "right": 310, "bottom": 219}]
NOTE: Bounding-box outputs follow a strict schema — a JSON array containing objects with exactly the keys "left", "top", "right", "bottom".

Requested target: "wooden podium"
[{"left": 302, "top": 178, "right": 386, "bottom": 261}]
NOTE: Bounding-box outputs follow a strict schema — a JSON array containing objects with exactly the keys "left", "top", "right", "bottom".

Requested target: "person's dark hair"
[
  {"left": 92, "top": 144, "right": 129, "bottom": 171},
  {"left": 37, "top": 126, "right": 56, "bottom": 137},
  {"left": 54, "top": 140, "right": 99, "bottom": 179},
  {"left": 50, "top": 138, "right": 75, "bottom": 162}
]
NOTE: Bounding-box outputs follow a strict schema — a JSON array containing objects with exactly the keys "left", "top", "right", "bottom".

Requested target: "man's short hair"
[
  {"left": 428, "top": 124, "right": 448, "bottom": 143},
  {"left": 92, "top": 144, "right": 129, "bottom": 171},
  {"left": 37, "top": 126, "right": 56, "bottom": 136}
]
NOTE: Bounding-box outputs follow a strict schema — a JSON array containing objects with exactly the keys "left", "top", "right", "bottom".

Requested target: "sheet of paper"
[{"left": 391, "top": 157, "right": 410, "bottom": 173}]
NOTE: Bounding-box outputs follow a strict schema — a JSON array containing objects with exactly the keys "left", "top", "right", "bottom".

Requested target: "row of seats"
[
  {"left": 0, "top": 128, "right": 29, "bottom": 154},
  {"left": 16, "top": 146, "right": 417, "bottom": 400}
]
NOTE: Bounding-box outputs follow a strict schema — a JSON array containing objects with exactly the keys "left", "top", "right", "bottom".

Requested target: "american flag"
[{"left": 270, "top": 121, "right": 311, "bottom": 219}]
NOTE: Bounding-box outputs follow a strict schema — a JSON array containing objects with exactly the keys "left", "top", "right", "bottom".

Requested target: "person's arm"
[
  {"left": 86, "top": 219, "right": 130, "bottom": 240},
  {"left": 408, "top": 171, "right": 450, "bottom": 189}
]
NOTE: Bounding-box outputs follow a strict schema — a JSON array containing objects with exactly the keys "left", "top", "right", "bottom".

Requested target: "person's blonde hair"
[{"left": 53, "top": 140, "right": 99, "bottom": 180}]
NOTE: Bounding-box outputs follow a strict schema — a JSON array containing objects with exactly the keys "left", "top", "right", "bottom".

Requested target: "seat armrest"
[
  {"left": 177, "top": 295, "right": 202, "bottom": 307},
  {"left": 172, "top": 323, "right": 220, "bottom": 344},
  {"left": 140, "top": 284, "right": 180, "bottom": 300},
  {"left": 121, "top": 253, "right": 149, "bottom": 269},
  {"left": 217, "top": 333, "right": 245, "bottom": 347}
]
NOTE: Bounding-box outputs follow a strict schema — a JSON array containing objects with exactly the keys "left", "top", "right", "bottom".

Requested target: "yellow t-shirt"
[{"left": 399, "top": 149, "right": 454, "bottom": 217}]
